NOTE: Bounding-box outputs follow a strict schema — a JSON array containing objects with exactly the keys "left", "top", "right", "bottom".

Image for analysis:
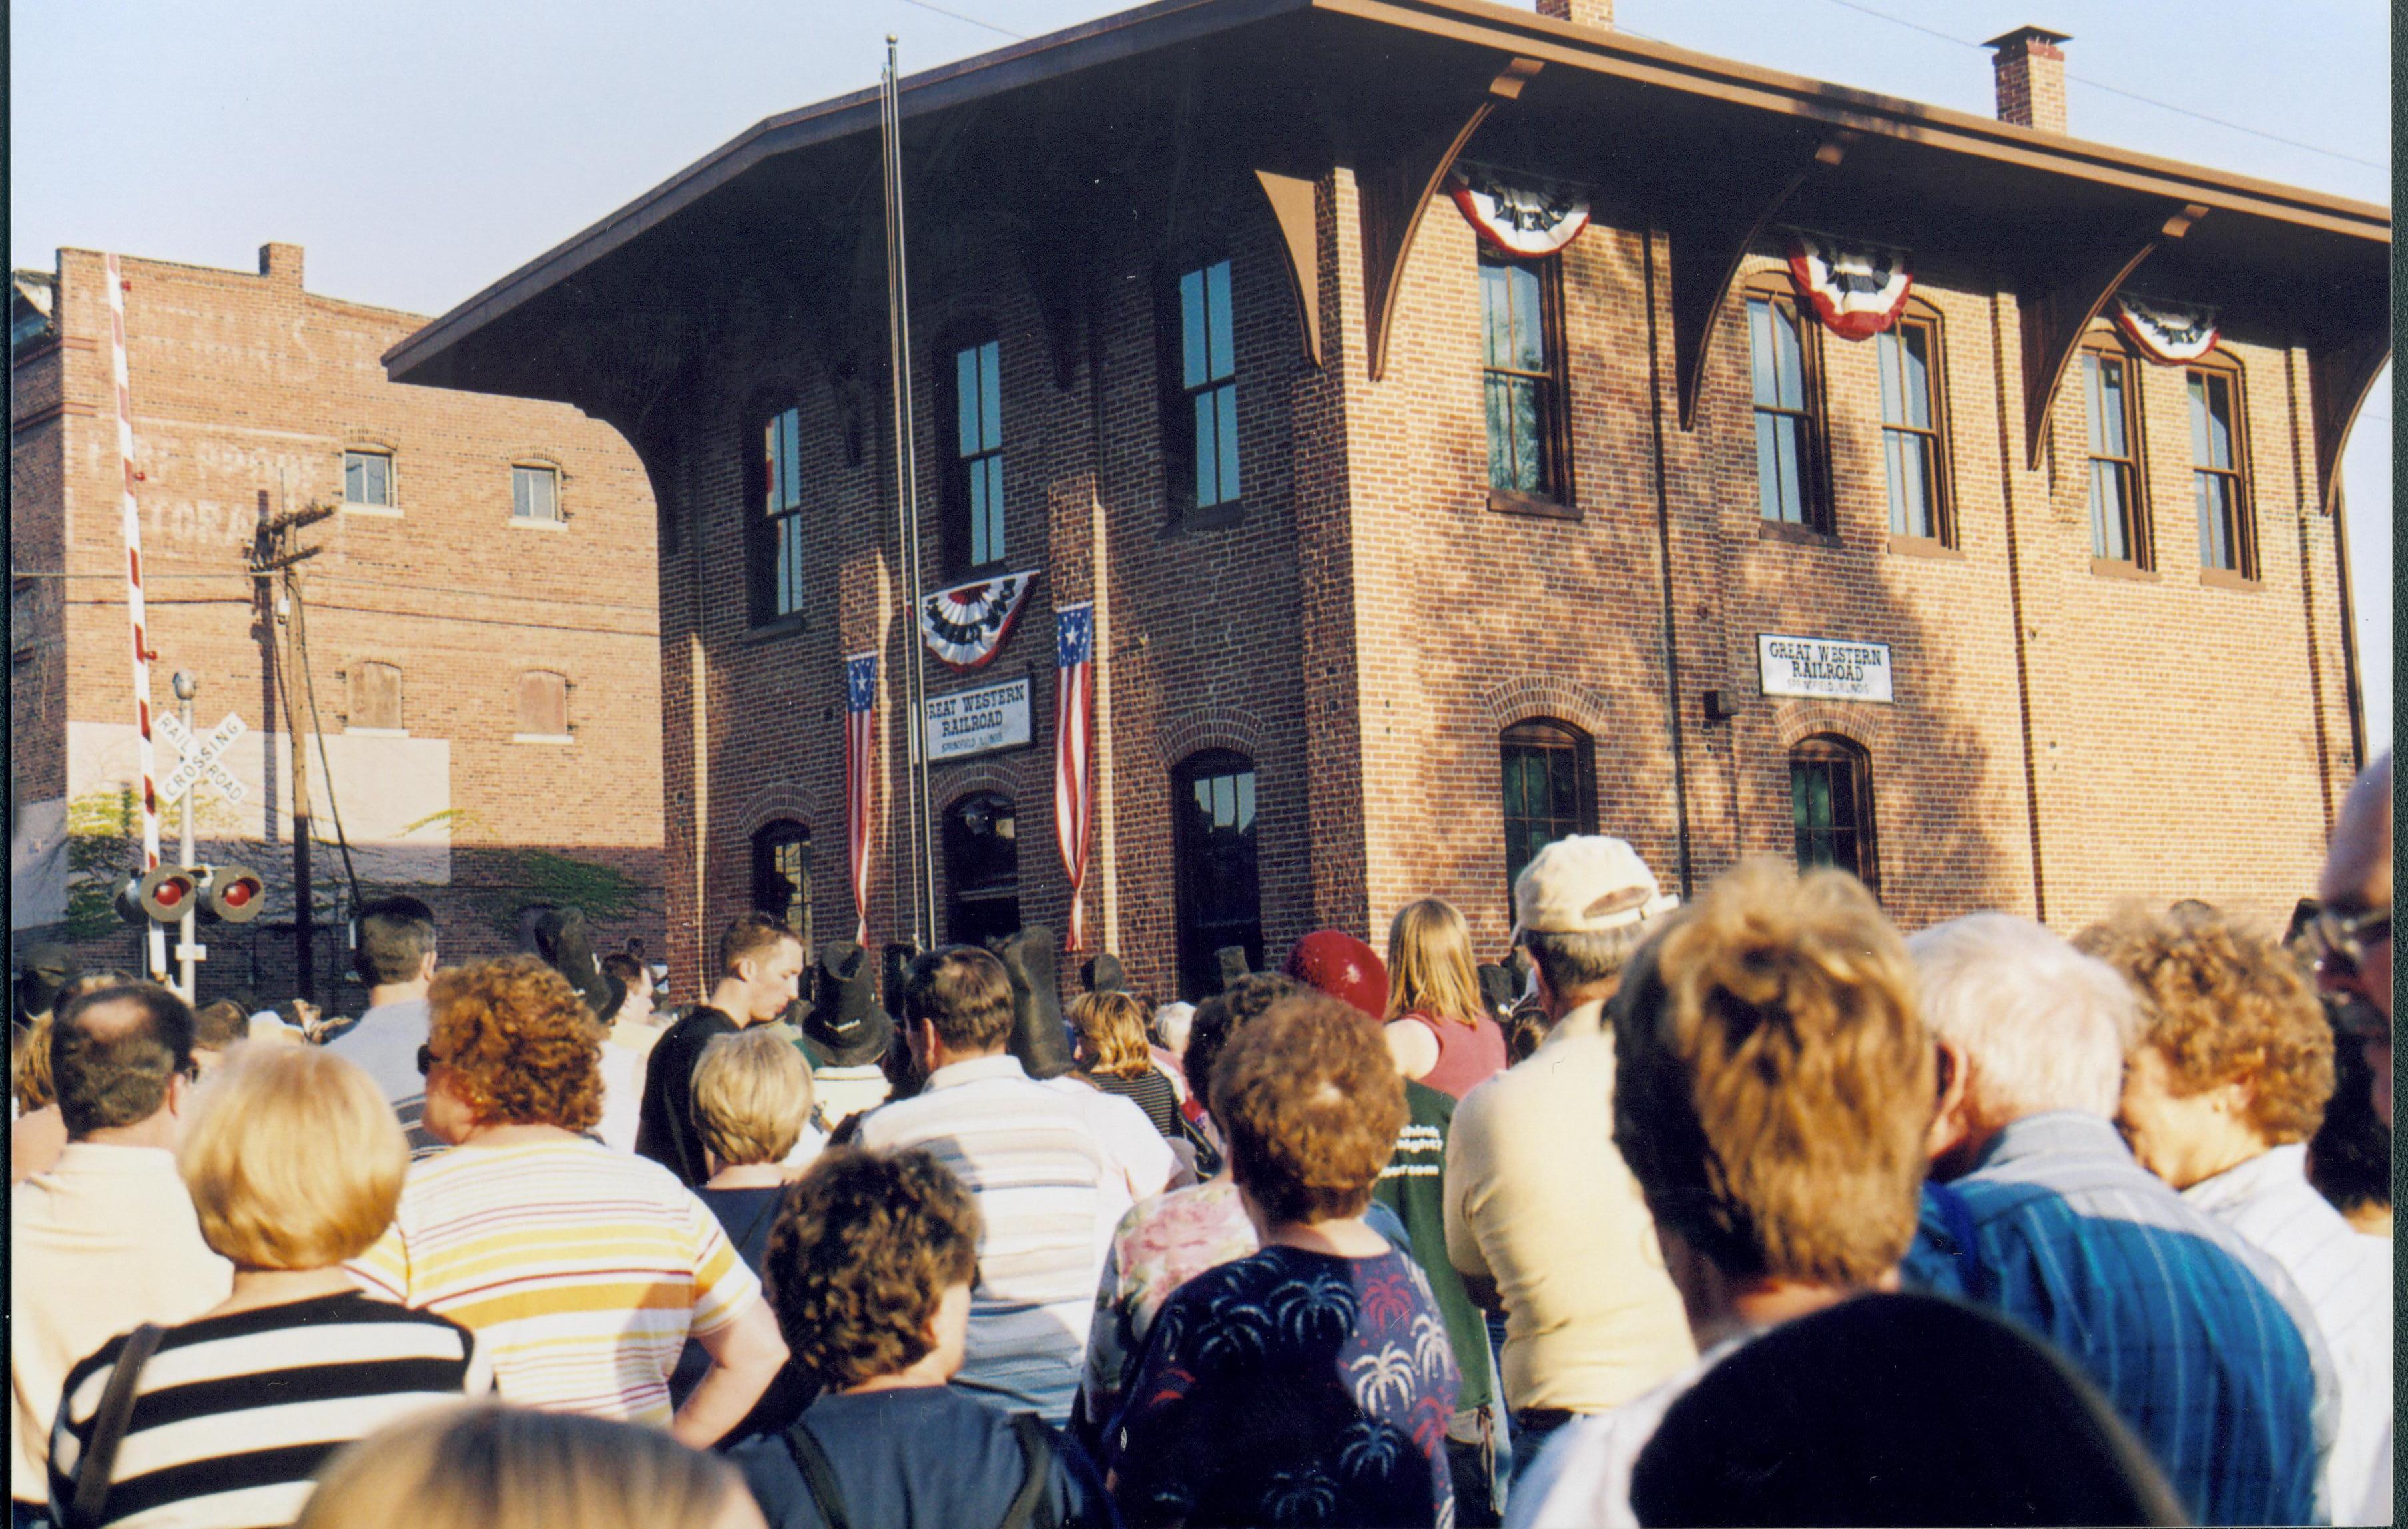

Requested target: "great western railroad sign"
[
  {"left": 1756, "top": 635, "right": 1894, "bottom": 705},
  {"left": 924, "top": 675, "right": 1032, "bottom": 763},
  {"left": 156, "top": 711, "right": 250, "bottom": 804}
]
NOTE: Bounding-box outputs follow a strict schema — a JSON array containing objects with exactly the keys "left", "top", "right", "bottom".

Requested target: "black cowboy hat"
[
  {"left": 802, "top": 939, "right": 895, "bottom": 1069},
  {"left": 529, "top": 906, "right": 620, "bottom": 1020},
  {"left": 997, "top": 925, "right": 1075, "bottom": 1080},
  {"left": 1081, "top": 952, "right": 1128, "bottom": 995}
]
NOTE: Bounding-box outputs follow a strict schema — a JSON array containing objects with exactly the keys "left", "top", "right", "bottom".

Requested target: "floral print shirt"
[
  {"left": 1107, "top": 1243, "right": 1461, "bottom": 1528},
  {"left": 1081, "top": 1179, "right": 1259, "bottom": 1431}
]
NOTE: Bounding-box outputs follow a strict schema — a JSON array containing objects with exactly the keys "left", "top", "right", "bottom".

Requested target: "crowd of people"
[{"left": 5, "top": 749, "right": 2393, "bottom": 1528}]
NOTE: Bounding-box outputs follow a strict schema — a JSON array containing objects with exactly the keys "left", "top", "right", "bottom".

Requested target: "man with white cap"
[{"left": 1444, "top": 836, "right": 1693, "bottom": 1474}]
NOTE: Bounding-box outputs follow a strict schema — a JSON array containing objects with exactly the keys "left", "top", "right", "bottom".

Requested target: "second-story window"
[
  {"left": 511, "top": 464, "right": 561, "bottom": 523},
  {"left": 349, "top": 661, "right": 402, "bottom": 731},
  {"left": 946, "top": 339, "right": 1004, "bottom": 571},
  {"left": 1747, "top": 290, "right": 1827, "bottom": 531},
  {"left": 1480, "top": 251, "right": 1566, "bottom": 504},
  {"left": 2187, "top": 365, "right": 2251, "bottom": 577},
  {"left": 2082, "top": 347, "right": 2146, "bottom": 565},
  {"left": 1877, "top": 312, "right": 1948, "bottom": 543},
  {"left": 343, "top": 450, "right": 393, "bottom": 508},
  {"left": 1166, "top": 260, "right": 1240, "bottom": 517},
  {"left": 753, "top": 404, "right": 805, "bottom": 623},
  {"left": 517, "top": 670, "right": 569, "bottom": 739}
]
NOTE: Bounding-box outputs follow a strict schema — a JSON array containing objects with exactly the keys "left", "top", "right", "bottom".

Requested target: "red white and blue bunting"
[
  {"left": 1450, "top": 166, "right": 1591, "bottom": 258},
  {"left": 920, "top": 570, "right": 1036, "bottom": 671},
  {"left": 2114, "top": 296, "right": 2220, "bottom": 365},
  {"left": 1783, "top": 230, "right": 1914, "bottom": 340}
]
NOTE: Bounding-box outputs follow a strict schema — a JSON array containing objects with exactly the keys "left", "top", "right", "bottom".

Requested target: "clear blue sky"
[{"left": 11, "top": 0, "right": 2390, "bottom": 749}]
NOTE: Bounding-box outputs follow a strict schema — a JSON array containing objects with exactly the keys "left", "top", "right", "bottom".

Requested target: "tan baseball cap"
[{"left": 1511, "top": 835, "right": 1679, "bottom": 942}]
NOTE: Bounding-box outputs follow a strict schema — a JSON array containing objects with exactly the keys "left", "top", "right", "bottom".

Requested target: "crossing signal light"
[
  {"left": 200, "top": 864, "right": 265, "bottom": 926},
  {"left": 114, "top": 866, "right": 201, "bottom": 925}
]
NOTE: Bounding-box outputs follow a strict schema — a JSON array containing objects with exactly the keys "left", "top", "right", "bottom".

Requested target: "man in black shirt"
[{"left": 635, "top": 912, "right": 806, "bottom": 1184}]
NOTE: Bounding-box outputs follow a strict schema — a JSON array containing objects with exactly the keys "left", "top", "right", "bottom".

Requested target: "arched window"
[
  {"left": 943, "top": 792, "right": 1020, "bottom": 948},
  {"left": 939, "top": 333, "right": 1005, "bottom": 573},
  {"left": 1877, "top": 298, "right": 1952, "bottom": 545},
  {"left": 1500, "top": 719, "right": 1596, "bottom": 910},
  {"left": 1744, "top": 276, "right": 1830, "bottom": 533},
  {"left": 1789, "top": 735, "right": 1878, "bottom": 894},
  {"left": 1480, "top": 250, "right": 1570, "bottom": 509},
  {"left": 349, "top": 661, "right": 402, "bottom": 732},
  {"left": 2185, "top": 353, "right": 2254, "bottom": 579},
  {"left": 516, "top": 671, "right": 569, "bottom": 739},
  {"left": 1173, "top": 750, "right": 1261, "bottom": 1000},
  {"left": 752, "top": 820, "right": 811, "bottom": 938},
  {"left": 2079, "top": 336, "right": 2150, "bottom": 568}
]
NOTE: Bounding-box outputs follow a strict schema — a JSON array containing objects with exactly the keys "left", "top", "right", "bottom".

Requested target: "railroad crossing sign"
[{"left": 156, "top": 711, "right": 248, "bottom": 805}]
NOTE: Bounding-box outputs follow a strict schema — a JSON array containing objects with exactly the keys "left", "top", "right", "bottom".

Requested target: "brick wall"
[
  {"left": 646, "top": 160, "right": 2359, "bottom": 1002},
  {"left": 11, "top": 246, "right": 664, "bottom": 1009}
]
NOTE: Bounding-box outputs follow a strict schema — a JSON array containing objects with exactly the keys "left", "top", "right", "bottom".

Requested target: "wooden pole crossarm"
[{"left": 1358, "top": 55, "right": 1544, "bottom": 381}]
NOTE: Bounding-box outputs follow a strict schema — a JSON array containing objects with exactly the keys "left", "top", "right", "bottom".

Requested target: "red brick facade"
[
  {"left": 10, "top": 244, "right": 663, "bottom": 1007},
  {"left": 378, "top": 4, "right": 2376, "bottom": 1004}
]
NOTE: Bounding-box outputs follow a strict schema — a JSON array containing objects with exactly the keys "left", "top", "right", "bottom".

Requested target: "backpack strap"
[
  {"left": 66, "top": 1323, "right": 167, "bottom": 1529},
  {"left": 997, "top": 1412, "right": 1056, "bottom": 1529},
  {"left": 780, "top": 1420, "right": 854, "bottom": 1529}
]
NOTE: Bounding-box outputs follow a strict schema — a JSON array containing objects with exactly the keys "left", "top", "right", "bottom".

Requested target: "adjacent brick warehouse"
[
  {"left": 378, "top": 0, "right": 2381, "bottom": 1003},
  {"left": 9, "top": 244, "right": 663, "bottom": 1009}
]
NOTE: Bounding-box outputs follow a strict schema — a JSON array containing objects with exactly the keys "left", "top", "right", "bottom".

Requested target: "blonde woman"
[
  {"left": 1382, "top": 898, "right": 1506, "bottom": 1098},
  {"left": 46, "top": 1045, "right": 485, "bottom": 1529},
  {"left": 296, "top": 1405, "right": 764, "bottom": 1529},
  {"left": 689, "top": 1029, "right": 818, "bottom": 1267},
  {"left": 1070, "top": 990, "right": 1183, "bottom": 1137}
]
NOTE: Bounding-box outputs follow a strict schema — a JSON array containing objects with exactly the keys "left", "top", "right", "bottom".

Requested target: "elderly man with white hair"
[{"left": 1899, "top": 913, "right": 2331, "bottom": 1527}]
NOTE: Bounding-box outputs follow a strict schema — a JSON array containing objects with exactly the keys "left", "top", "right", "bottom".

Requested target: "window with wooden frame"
[
  {"left": 348, "top": 661, "right": 402, "bottom": 732},
  {"left": 342, "top": 449, "right": 394, "bottom": 508},
  {"left": 1161, "top": 258, "right": 1241, "bottom": 520},
  {"left": 1789, "top": 734, "right": 1877, "bottom": 895},
  {"left": 941, "top": 336, "right": 1005, "bottom": 572},
  {"left": 1876, "top": 305, "right": 1951, "bottom": 545},
  {"left": 751, "top": 820, "right": 811, "bottom": 938},
  {"left": 1171, "top": 749, "right": 1262, "bottom": 1001},
  {"left": 1480, "top": 250, "right": 1570, "bottom": 509},
  {"left": 1500, "top": 719, "right": 1597, "bottom": 916},
  {"left": 2185, "top": 358, "right": 2254, "bottom": 579},
  {"left": 511, "top": 463, "right": 561, "bottom": 523},
  {"left": 1745, "top": 284, "right": 1830, "bottom": 532},
  {"left": 515, "top": 670, "right": 569, "bottom": 739},
  {"left": 2080, "top": 342, "right": 2150, "bottom": 568},
  {"left": 747, "top": 402, "right": 807, "bottom": 625}
]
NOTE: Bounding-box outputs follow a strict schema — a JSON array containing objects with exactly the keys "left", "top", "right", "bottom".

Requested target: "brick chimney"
[
  {"left": 1984, "top": 27, "right": 2070, "bottom": 133},
  {"left": 1536, "top": 0, "right": 1612, "bottom": 29},
  {"left": 258, "top": 242, "right": 304, "bottom": 286}
]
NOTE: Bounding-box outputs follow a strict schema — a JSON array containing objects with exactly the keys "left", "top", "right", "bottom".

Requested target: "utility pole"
[{"left": 250, "top": 500, "right": 332, "bottom": 1003}]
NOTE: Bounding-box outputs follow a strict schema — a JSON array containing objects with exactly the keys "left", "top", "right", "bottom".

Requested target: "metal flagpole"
[{"left": 881, "top": 39, "right": 938, "bottom": 949}]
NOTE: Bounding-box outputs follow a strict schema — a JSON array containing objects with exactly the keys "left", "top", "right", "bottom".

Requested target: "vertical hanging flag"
[
  {"left": 844, "top": 653, "right": 878, "bottom": 945},
  {"left": 1053, "top": 604, "right": 1096, "bottom": 951}
]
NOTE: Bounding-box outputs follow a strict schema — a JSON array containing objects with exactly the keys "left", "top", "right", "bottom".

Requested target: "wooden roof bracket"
[
  {"left": 2016, "top": 202, "right": 2208, "bottom": 469},
  {"left": 2308, "top": 330, "right": 2389, "bottom": 515},
  {"left": 1667, "top": 132, "right": 1852, "bottom": 432},
  {"left": 1254, "top": 170, "right": 1325, "bottom": 368},
  {"left": 1358, "top": 56, "right": 1544, "bottom": 381}
]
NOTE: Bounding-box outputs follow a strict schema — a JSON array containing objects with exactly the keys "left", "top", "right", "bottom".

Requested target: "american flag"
[
  {"left": 844, "top": 653, "right": 878, "bottom": 945},
  {"left": 1053, "top": 604, "right": 1095, "bottom": 950}
]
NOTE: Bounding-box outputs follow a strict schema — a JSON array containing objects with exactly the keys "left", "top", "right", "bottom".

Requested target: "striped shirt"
[
  {"left": 47, "top": 1292, "right": 483, "bottom": 1529},
  {"left": 348, "top": 1135, "right": 760, "bottom": 1424},
  {"left": 856, "top": 1054, "right": 1110, "bottom": 1424},
  {"left": 2184, "top": 1143, "right": 2394, "bottom": 1526},
  {"left": 1903, "top": 1111, "right": 2327, "bottom": 1526}
]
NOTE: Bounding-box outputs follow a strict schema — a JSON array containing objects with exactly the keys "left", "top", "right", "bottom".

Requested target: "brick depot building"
[
  {"left": 11, "top": 244, "right": 664, "bottom": 1004},
  {"left": 382, "top": 0, "right": 2383, "bottom": 1002}
]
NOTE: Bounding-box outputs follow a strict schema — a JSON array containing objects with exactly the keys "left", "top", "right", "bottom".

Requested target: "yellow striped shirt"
[{"left": 350, "top": 1137, "right": 758, "bottom": 1425}]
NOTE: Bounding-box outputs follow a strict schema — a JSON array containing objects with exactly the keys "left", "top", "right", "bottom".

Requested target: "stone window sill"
[
  {"left": 508, "top": 515, "right": 569, "bottom": 531},
  {"left": 1488, "top": 489, "right": 1581, "bottom": 523},
  {"left": 743, "top": 616, "right": 808, "bottom": 645},
  {"left": 345, "top": 727, "right": 408, "bottom": 738},
  {"left": 2200, "top": 568, "right": 2262, "bottom": 592},
  {"left": 2088, "top": 558, "right": 2159, "bottom": 582},
  {"left": 511, "top": 733, "right": 575, "bottom": 745},
  {"left": 1886, "top": 535, "right": 1962, "bottom": 560},
  {"left": 1758, "top": 519, "right": 1840, "bottom": 549},
  {"left": 339, "top": 501, "right": 402, "bottom": 518}
]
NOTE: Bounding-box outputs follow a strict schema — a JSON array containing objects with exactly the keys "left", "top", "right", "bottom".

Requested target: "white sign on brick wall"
[
  {"left": 924, "top": 675, "right": 1032, "bottom": 763},
  {"left": 1757, "top": 635, "right": 1894, "bottom": 704}
]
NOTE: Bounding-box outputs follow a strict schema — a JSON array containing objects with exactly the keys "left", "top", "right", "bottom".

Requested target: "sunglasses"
[
  {"left": 416, "top": 1044, "right": 442, "bottom": 1077},
  {"left": 2296, "top": 904, "right": 2391, "bottom": 978}
]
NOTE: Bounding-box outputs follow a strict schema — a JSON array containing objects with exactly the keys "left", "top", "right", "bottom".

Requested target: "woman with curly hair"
[
  {"left": 729, "top": 1147, "right": 1115, "bottom": 1528},
  {"left": 348, "top": 956, "right": 788, "bottom": 1448},
  {"left": 2081, "top": 902, "right": 2392, "bottom": 1527}
]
